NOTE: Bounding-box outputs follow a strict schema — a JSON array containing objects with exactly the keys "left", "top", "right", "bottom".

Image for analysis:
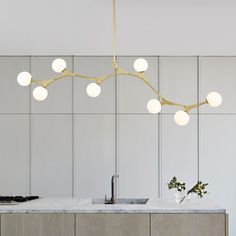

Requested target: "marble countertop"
[{"left": 0, "top": 198, "right": 226, "bottom": 214}]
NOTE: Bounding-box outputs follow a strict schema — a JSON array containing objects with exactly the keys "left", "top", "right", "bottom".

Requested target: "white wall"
[
  {"left": 0, "top": 56, "right": 235, "bottom": 234},
  {"left": 1, "top": 0, "right": 236, "bottom": 55}
]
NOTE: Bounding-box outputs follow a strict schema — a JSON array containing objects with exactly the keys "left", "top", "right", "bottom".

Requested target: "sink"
[{"left": 92, "top": 198, "right": 149, "bottom": 205}]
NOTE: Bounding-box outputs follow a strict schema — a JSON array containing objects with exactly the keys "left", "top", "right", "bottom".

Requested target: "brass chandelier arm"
[
  {"left": 160, "top": 98, "right": 208, "bottom": 112},
  {"left": 183, "top": 100, "right": 208, "bottom": 112},
  {"left": 113, "top": 68, "right": 208, "bottom": 112},
  {"left": 113, "top": 67, "right": 165, "bottom": 100},
  {"left": 70, "top": 70, "right": 117, "bottom": 84},
  {"left": 31, "top": 70, "right": 116, "bottom": 87},
  {"left": 30, "top": 65, "right": 208, "bottom": 112},
  {"left": 31, "top": 74, "right": 67, "bottom": 88}
]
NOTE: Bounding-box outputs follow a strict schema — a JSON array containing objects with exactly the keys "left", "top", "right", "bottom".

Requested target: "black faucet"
[{"left": 105, "top": 175, "right": 119, "bottom": 204}]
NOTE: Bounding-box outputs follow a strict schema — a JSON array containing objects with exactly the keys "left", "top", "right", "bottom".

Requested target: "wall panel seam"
[
  {"left": 149, "top": 214, "right": 152, "bottom": 236},
  {"left": 72, "top": 56, "right": 75, "bottom": 197},
  {"left": 74, "top": 213, "right": 76, "bottom": 236},
  {"left": 158, "top": 56, "right": 162, "bottom": 198},
  {"left": 29, "top": 56, "right": 32, "bottom": 195},
  {"left": 197, "top": 56, "right": 200, "bottom": 181},
  {"left": 116, "top": 56, "right": 119, "bottom": 197}
]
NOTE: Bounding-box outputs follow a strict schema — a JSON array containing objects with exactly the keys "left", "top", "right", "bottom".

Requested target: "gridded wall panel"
[{"left": 0, "top": 56, "right": 234, "bottom": 233}]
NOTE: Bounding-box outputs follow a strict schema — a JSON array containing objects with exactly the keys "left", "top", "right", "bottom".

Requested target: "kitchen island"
[{"left": 0, "top": 198, "right": 227, "bottom": 236}]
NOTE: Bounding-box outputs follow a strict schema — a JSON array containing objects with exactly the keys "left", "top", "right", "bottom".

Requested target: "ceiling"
[{"left": 1, "top": 0, "right": 236, "bottom": 55}]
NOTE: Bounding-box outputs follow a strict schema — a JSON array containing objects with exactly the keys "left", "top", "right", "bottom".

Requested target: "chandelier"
[{"left": 16, "top": 0, "right": 222, "bottom": 126}]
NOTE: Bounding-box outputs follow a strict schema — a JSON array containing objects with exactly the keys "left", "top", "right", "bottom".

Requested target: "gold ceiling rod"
[
  {"left": 17, "top": 0, "right": 222, "bottom": 126},
  {"left": 113, "top": 0, "right": 117, "bottom": 64}
]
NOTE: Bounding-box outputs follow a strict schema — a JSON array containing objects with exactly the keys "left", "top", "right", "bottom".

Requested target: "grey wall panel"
[
  {"left": 0, "top": 57, "right": 30, "bottom": 113},
  {"left": 75, "top": 114, "right": 115, "bottom": 198},
  {"left": 31, "top": 56, "right": 73, "bottom": 113},
  {"left": 0, "top": 55, "right": 234, "bottom": 233},
  {"left": 31, "top": 114, "right": 73, "bottom": 197},
  {"left": 161, "top": 57, "right": 198, "bottom": 114},
  {"left": 74, "top": 57, "right": 115, "bottom": 113},
  {"left": 161, "top": 114, "right": 198, "bottom": 198},
  {"left": 118, "top": 115, "right": 158, "bottom": 198},
  {"left": 200, "top": 115, "right": 236, "bottom": 236},
  {"left": 118, "top": 57, "right": 159, "bottom": 113},
  {"left": 200, "top": 57, "right": 236, "bottom": 114},
  {"left": 0, "top": 115, "right": 30, "bottom": 195}
]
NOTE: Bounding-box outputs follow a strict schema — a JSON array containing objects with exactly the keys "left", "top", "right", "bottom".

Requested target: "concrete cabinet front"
[
  {"left": 1, "top": 213, "right": 75, "bottom": 236},
  {"left": 151, "top": 213, "right": 226, "bottom": 236},
  {"left": 76, "top": 213, "right": 150, "bottom": 236}
]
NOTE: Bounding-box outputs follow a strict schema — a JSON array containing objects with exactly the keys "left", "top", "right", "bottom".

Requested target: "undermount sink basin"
[{"left": 92, "top": 198, "right": 149, "bottom": 205}]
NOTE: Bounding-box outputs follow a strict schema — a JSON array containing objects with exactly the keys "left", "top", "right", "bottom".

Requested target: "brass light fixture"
[{"left": 17, "top": 0, "right": 222, "bottom": 126}]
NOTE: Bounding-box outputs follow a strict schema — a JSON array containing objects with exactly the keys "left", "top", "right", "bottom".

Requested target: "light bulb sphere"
[
  {"left": 52, "top": 58, "right": 67, "bottom": 73},
  {"left": 86, "top": 83, "right": 101, "bottom": 97},
  {"left": 133, "top": 58, "right": 149, "bottom": 72},
  {"left": 17, "top": 71, "right": 32, "bottom": 86},
  {"left": 174, "top": 110, "right": 190, "bottom": 126},
  {"left": 33, "top": 86, "right": 48, "bottom": 101},
  {"left": 147, "top": 99, "right": 161, "bottom": 114},
  {"left": 207, "top": 92, "right": 222, "bottom": 107}
]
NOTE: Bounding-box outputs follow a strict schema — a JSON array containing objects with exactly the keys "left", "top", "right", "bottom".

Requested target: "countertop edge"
[{"left": 0, "top": 209, "right": 226, "bottom": 214}]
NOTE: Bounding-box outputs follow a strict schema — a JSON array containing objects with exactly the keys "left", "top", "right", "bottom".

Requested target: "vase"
[{"left": 175, "top": 191, "right": 191, "bottom": 205}]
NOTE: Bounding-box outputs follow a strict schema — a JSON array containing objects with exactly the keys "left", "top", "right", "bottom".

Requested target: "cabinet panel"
[
  {"left": 119, "top": 115, "right": 158, "bottom": 198},
  {"left": 161, "top": 57, "right": 198, "bottom": 114},
  {"left": 151, "top": 214, "right": 225, "bottom": 236},
  {"left": 0, "top": 115, "right": 30, "bottom": 195},
  {"left": 118, "top": 56, "right": 158, "bottom": 113},
  {"left": 74, "top": 57, "right": 115, "bottom": 113},
  {"left": 0, "top": 57, "right": 30, "bottom": 113},
  {"left": 200, "top": 115, "right": 236, "bottom": 236},
  {"left": 200, "top": 57, "right": 236, "bottom": 113},
  {"left": 31, "top": 56, "right": 73, "bottom": 113},
  {"left": 1, "top": 213, "right": 74, "bottom": 236},
  {"left": 76, "top": 214, "right": 150, "bottom": 236},
  {"left": 161, "top": 115, "right": 198, "bottom": 198},
  {"left": 31, "top": 114, "right": 73, "bottom": 197},
  {"left": 75, "top": 115, "right": 115, "bottom": 198}
]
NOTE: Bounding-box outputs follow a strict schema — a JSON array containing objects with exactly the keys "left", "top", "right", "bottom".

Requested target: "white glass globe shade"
[
  {"left": 86, "top": 83, "right": 101, "bottom": 97},
  {"left": 52, "top": 58, "right": 67, "bottom": 73},
  {"left": 174, "top": 110, "right": 190, "bottom": 126},
  {"left": 133, "top": 58, "right": 149, "bottom": 72},
  {"left": 17, "top": 71, "right": 32, "bottom": 86},
  {"left": 207, "top": 92, "right": 222, "bottom": 107},
  {"left": 147, "top": 99, "right": 161, "bottom": 114},
  {"left": 33, "top": 86, "right": 48, "bottom": 101}
]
